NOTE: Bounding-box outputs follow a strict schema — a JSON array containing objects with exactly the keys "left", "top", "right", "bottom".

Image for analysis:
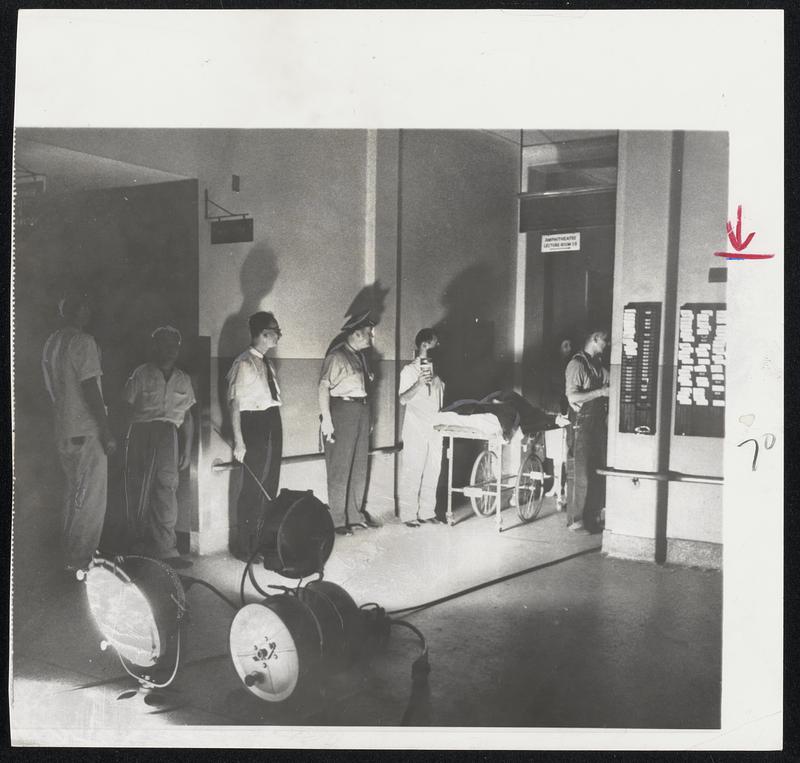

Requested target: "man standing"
[
  {"left": 42, "top": 292, "right": 116, "bottom": 575},
  {"left": 122, "top": 326, "right": 195, "bottom": 568},
  {"left": 398, "top": 328, "right": 445, "bottom": 527},
  {"left": 565, "top": 329, "right": 610, "bottom": 534},
  {"left": 319, "top": 311, "right": 382, "bottom": 535},
  {"left": 227, "top": 311, "right": 283, "bottom": 560}
]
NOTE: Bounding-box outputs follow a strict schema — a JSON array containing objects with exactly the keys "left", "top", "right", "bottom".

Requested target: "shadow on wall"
[
  {"left": 325, "top": 279, "right": 391, "bottom": 422},
  {"left": 217, "top": 243, "right": 280, "bottom": 551},
  {"left": 217, "top": 242, "right": 281, "bottom": 437},
  {"left": 433, "top": 262, "right": 512, "bottom": 404},
  {"left": 432, "top": 263, "right": 515, "bottom": 497}
]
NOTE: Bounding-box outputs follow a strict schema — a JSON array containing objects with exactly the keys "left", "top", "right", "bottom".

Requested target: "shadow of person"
[
  {"left": 217, "top": 243, "right": 280, "bottom": 550},
  {"left": 431, "top": 262, "right": 514, "bottom": 513}
]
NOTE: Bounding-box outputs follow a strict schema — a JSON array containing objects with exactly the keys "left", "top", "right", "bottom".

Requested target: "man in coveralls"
[
  {"left": 318, "top": 311, "right": 382, "bottom": 535},
  {"left": 565, "top": 329, "right": 610, "bottom": 534},
  {"left": 42, "top": 291, "right": 117, "bottom": 575},
  {"left": 122, "top": 326, "right": 195, "bottom": 568}
]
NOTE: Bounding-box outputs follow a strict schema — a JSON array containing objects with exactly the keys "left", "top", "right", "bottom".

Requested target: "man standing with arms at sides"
[
  {"left": 319, "top": 312, "right": 382, "bottom": 535},
  {"left": 227, "top": 311, "right": 283, "bottom": 561},
  {"left": 565, "top": 329, "right": 611, "bottom": 535},
  {"left": 122, "top": 326, "right": 195, "bottom": 569},
  {"left": 42, "top": 292, "right": 116, "bottom": 577}
]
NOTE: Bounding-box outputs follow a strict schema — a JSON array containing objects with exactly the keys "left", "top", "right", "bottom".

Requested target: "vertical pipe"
[
  {"left": 364, "top": 130, "right": 377, "bottom": 285},
  {"left": 392, "top": 130, "right": 404, "bottom": 518},
  {"left": 654, "top": 131, "right": 685, "bottom": 564}
]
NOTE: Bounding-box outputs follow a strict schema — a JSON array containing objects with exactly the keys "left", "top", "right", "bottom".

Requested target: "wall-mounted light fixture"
[{"left": 205, "top": 188, "right": 253, "bottom": 245}]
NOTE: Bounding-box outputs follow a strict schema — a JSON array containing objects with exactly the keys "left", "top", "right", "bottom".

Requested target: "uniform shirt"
[
  {"left": 42, "top": 327, "right": 104, "bottom": 439},
  {"left": 319, "top": 342, "right": 371, "bottom": 398},
  {"left": 123, "top": 362, "right": 196, "bottom": 427},
  {"left": 399, "top": 359, "right": 444, "bottom": 435},
  {"left": 565, "top": 351, "right": 610, "bottom": 413},
  {"left": 227, "top": 347, "right": 282, "bottom": 411}
]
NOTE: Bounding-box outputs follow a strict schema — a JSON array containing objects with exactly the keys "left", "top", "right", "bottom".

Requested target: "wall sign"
[
  {"left": 541, "top": 232, "right": 580, "bottom": 252},
  {"left": 674, "top": 303, "right": 726, "bottom": 437},
  {"left": 619, "top": 302, "right": 662, "bottom": 435}
]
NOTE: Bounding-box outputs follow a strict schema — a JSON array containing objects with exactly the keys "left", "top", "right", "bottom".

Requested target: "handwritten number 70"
[{"left": 737, "top": 434, "right": 776, "bottom": 471}]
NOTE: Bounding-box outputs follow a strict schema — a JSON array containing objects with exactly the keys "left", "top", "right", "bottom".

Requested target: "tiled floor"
[{"left": 11, "top": 470, "right": 721, "bottom": 742}]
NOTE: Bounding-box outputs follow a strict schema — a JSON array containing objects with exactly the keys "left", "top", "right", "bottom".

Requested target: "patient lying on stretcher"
[{"left": 433, "top": 390, "right": 570, "bottom": 473}]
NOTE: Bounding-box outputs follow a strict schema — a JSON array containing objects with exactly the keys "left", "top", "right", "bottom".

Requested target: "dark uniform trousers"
[
  {"left": 325, "top": 398, "right": 370, "bottom": 527},
  {"left": 124, "top": 420, "right": 180, "bottom": 558},
  {"left": 237, "top": 407, "right": 283, "bottom": 555},
  {"left": 567, "top": 397, "right": 607, "bottom": 532}
]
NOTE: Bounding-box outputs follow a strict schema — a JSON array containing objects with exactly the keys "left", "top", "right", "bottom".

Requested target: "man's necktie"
[{"left": 264, "top": 357, "right": 279, "bottom": 402}]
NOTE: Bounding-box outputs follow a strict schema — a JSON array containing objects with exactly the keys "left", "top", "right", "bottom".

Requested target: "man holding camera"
[{"left": 398, "top": 329, "right": 444, "bottom": 527}]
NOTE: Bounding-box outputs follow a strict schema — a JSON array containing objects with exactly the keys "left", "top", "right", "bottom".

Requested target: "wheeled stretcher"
[{"left": 433, "top": 412, "right": 549, "bottom": 532}]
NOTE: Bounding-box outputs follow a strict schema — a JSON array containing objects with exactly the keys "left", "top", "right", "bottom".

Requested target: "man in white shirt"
[
  {"left": 122, "top": 326, "right": 196, "bottom": 568},
  {"left": 227, "top": 311, "right": 283, "bottom": 560},
  {"left": 42, "top": 292, "right": 116, "bottom": 574},
  {"left": 398, "top": 328, "right": 445, "bottom": 527}
]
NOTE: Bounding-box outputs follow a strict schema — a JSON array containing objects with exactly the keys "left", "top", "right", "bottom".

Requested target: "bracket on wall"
[
  {"left": 15, "top": 165, "right": 47, "bottom": 197},
  {"left": 204, "top": 189, "right": 254, "bottom": 244}
]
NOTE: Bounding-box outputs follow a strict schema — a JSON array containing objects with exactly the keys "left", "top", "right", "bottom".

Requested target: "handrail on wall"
[
  {"left": 212, "top": 443, "right": 402, "bottom": 472},
  {"left": 596, "top": 467, "right": 723, "bottom": 486}
]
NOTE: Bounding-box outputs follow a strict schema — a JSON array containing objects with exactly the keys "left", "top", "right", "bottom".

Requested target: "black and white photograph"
[{"left": 8, "top": 9, "right": 783, "bottom": 751}]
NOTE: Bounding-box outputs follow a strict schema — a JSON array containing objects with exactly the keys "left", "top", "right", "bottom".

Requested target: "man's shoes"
[
  {"left": 567, "top": 520, "right": 590, "bottom": 535},
  {"left": 165, "top": 556, "right": 194, "bottom": 570},
  {"left": 404, "top": 521, "right": 420, "bottom": 528},
  {"left": 361, "top": 511, "right": 383, "bottom": 529},
  {"left": 335, "top": 525, "right": 354, "bottom": 537}
]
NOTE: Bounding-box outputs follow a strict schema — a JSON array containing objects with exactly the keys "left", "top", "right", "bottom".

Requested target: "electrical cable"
[
  {"left": 211, "top": 424, "right": 273, "bottom": 503},
  {"left": 179, "top": 576, "right": 238, "bottom": 611},
  {"left": 239, "top": 548, "right": 264, "bottom": 607},
  {"left": 389, "top": 619, "right": 430, "bottom": 727},
  {"left": 117, "top": 628, "right": 182, "bottom": 690},
  {"left": 387, "top": 544, "right": 601, "bottom": 617}
]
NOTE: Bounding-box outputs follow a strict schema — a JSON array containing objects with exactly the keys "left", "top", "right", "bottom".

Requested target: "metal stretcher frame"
[{"left": 435, "top": 424, "right": 514, "bottom": 532}]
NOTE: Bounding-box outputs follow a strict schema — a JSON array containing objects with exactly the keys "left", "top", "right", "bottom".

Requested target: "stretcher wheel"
[
  {"left": 469, "top": 448, "right": 500, "bottom": 518},
  {"left": 515, "top": 452, "right": 546, "bottom": 522}
]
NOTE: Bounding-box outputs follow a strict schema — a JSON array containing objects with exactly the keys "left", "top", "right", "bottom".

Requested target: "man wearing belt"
[
  {"left": 565, "top": 329, "right": 610, "bottom": 535},
  {"left": 122, "top": 326, "right": 195, "bottom": 568},
  {"left": 42, "top": 291, "right": 116, "bottom": 576},
  {"left": 319, "top": 311, "right": 382, "bottom": 535},
  {"left": 227, "top": 311, "right": 283, "bottom": 560}
]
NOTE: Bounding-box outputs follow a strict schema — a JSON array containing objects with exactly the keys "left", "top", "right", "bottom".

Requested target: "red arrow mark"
[
  {"left": 714, "top": 204, "right": 774, "bottom": 260},
  {"left": 726, "top": 205, "right": 756, "bottom": 251}
]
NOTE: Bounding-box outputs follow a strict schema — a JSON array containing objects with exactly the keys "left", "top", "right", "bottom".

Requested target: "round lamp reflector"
[
  {"left": 85, "top": 564, "right": 161, "bottom": 667},
  {"left": 229, "top": 603, "right": 301, "bottom": 702}
]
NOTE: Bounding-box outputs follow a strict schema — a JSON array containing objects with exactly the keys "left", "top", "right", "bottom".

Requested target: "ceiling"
[
  {"left": 485, "top": 129, "right": 618, "bottom": 147},
  {"left": 14, "top": 139, "right": 190, "bottom": 196}
]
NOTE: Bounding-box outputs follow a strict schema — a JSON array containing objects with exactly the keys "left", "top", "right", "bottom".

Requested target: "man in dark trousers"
[
  {"left": 42, "top": 291, "right": 117, "bottom": 576},
  {"left": 319, "top": 311, "right": 382, "bottom": 535},
  {"left": 565, "top": 329, "right": 610, "bottom": 534},
  {"left": 122, "top": 326, "right": 195, "bottom": 568},
  {"left": 227, "top": 311, "right": 283, "bottom": 560}
]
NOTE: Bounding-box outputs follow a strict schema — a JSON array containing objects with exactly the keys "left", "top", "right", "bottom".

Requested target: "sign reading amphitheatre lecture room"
[{"left": 541, "top": 232, "right": 581, "bottom": 252}]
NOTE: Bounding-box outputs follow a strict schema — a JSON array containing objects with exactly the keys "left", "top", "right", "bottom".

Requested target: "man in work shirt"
[
  {"left": 122, "top": 326, "right": 195, "bottom": 568},
  {"left": 565, "top": 329, "right": 610, "bottom": 534},
  {"left": 227, "top": 311, "right": 283, "bottom": 560},
  {"left": 42, "top": 291, "right": 116, "bottom": 575},
  {"left": 319, "top": 311, "right": 382, "bottom": 535}
]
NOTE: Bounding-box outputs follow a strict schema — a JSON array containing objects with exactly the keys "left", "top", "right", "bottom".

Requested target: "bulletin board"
[
  {"left": 619, "top": 302, "right": 662, "bottom": 435},
  {"left": 674, "top": 303, "right": 727, "bottom": 437}
]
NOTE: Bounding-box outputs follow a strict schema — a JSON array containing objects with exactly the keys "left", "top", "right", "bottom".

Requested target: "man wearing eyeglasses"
[{"left": 227, "top": 311, "right": 283, "bottom": 560}]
